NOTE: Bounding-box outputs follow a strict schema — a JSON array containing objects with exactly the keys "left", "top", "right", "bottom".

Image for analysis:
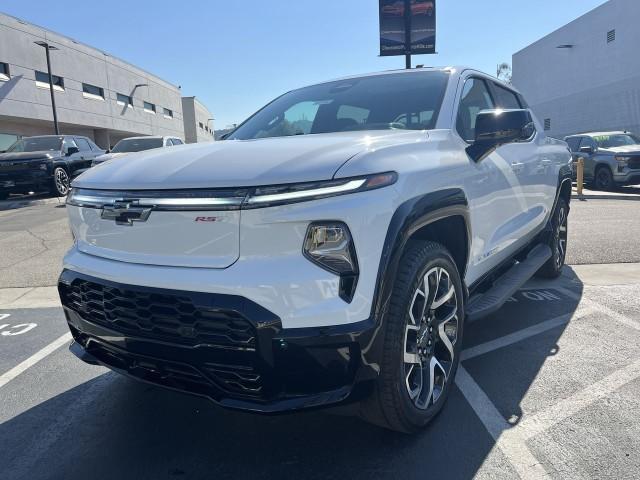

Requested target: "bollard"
[{"left": 576, "top": 156, "right": 584, "bottom": 196}]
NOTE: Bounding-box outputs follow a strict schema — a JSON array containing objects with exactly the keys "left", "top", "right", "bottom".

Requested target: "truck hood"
[
  {"left": 73, "top": 130, "right": 427, "bottom": 190},
  {"left": 0, "top": 151, "right": 56, "bottom": 162},
  {"left": 599, "top": 145, "right": 640, "bottom": 155}
]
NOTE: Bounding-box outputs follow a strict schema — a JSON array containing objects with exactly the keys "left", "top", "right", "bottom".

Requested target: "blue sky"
[{"left": 3, "top": 0, "right": 606, "bottom": 129}]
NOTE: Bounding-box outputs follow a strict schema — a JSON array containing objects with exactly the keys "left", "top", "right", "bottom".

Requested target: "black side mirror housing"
[
  {"left": 579, "top": 145, "right": 594, "bottom": 154},
  {"left": 66, "top": 146, "right": 80, "bottom": 156},
  {"left": 466, "top": 109, "right": 535, "bottom": 162}
]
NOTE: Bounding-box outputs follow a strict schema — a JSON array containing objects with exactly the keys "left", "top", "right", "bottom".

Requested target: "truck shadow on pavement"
[{"left": 0, "top": 275, "right": 584, "bottom": 480}]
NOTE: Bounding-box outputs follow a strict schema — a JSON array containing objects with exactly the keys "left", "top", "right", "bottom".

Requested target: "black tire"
[
  {"left": 360, "top": 241, "right": 464, "bottom": 433},
  {"left": 594, "top": 165, "right": 615, "bottom": 191},
  {"left": 50, "top": 166, "right": 70, "bottom": 197},
  {"left": 536, "top": 197, "right": 569, "bottom": 279}
]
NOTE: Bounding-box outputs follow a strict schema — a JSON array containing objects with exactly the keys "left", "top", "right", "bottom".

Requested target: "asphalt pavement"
[{"left": 1, "top": 197, "right": 639, "bottom": 479}]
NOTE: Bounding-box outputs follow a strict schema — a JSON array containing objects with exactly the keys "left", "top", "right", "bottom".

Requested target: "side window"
[
  {"left": 62, "top": 138, "right": 78, "bottom": 153},
  {"left": 579, "top": 137, "right": 597, "bottom": 151},
  {"left": 165, "top": 138, "right": 173, "bottom": 147},
  {"left": 74, "top": 138, "right": 92, "bottom": 152},
  {"left": 172, "top": 138, "right": 183, "bottom": 145},
  {"left": 565, "top": 137, "right": 581, "bottom": 152},
  {"left": 456, "top": 78, "right": 495, "bottom": 142},
  {"left": 492, "top": 84, "right": 521, "bottom": 109},
  {"left": 336, "top": 105, "right": 370, "bottom": 130}
]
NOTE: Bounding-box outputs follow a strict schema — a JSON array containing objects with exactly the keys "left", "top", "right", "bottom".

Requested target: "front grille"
[
  {"left": 84, "top": 339, "right": 263, "bottom": 397},
  {"left": 628, "top": 157, "right": 640, "bottom": 170},
  {"left": 59, "top": 279, "right": 257, "bottom": 350}
]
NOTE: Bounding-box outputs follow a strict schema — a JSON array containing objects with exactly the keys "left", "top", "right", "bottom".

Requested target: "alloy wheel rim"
[
  {"left": 55, "top": 169, "right": 69, "bottom": 195},
  {"left": 556, "top": 206, "right": 567, "bottom": 269},
  {"left": 404, "top": 266, "right": 458, "bottom": 410},
  {"left": 596, "top": 170, "right": 610, "bottom": 189}
]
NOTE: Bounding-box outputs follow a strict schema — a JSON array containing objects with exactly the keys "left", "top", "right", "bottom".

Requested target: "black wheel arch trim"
[{"left": 371, "top": 188, "right": 471, "bottom": 324}]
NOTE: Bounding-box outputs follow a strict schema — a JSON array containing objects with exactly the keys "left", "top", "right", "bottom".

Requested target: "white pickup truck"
[{"left": 59, "top": 67, "right": 572, "bottom": 432}]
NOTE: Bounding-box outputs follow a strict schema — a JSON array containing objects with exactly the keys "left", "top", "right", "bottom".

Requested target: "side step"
[{"left": 466, "top": 244, "right": 552, "bottom": 323}]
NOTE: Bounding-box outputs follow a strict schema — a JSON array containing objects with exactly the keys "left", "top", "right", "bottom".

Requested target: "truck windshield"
[
  {"left": 7, "top": 137, "right": 62, "bottom": 152},
  {"left": 228, "top": 71, "right": 449, "bottom": 140},
  {"left": 111, "top": 138, "right": 164, "bottom": 153},
  {"left": 593, "top": 134, "right": 640, "bottom": 148}
]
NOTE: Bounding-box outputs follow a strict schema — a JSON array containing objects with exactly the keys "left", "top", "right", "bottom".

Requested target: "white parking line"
[
  {"left": 555, "top": 286, "right": 640, "bottom": 331},
  {"left": 461, "top": 307, "right": 593, "bottom": 362},
  {"left": 0, "top": 332, "right": 71, "bottom": 389},
  {"left": 518, "top": 356, "right": 640, "bottom": 440},
  {"left": 455, "top": 366, "right": 549, "bottom": 480}
]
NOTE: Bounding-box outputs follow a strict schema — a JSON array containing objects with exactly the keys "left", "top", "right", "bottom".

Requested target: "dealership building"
[
  {"left": 0, "top": 12, "right": 214, "bottom": 150},
  {"left": 512, "top": 0, "right": 640, "bottom": 139}
]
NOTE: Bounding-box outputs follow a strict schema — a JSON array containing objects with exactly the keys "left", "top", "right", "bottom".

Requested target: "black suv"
[{"left": 0, "top": 135, "right": 104, "bottom": 200}]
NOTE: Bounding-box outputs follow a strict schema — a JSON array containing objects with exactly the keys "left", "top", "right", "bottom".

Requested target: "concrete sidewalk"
[{"left": 572, "top": 185, "right": 640, "bottom": 201}]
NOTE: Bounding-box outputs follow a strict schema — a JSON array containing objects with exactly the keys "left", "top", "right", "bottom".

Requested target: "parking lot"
[{"left": 1, "top": 198, "right": 640, "bottom": 479}]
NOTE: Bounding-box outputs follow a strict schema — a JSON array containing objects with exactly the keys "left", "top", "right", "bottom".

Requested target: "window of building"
[
  {"left": 163, "top": 108, "right": 173, "bottom": 119},
  {"left": 82, "top": 83, "right": 104, "bottom": 101},
  {"left": 35, "top": 70, "right": 64, "bottom": 91},
  {"left": 456, "top": 77, "right": 495, "bottom": 142},
  {"left": 607, "top": 29, "right": 616, "bottom": 43},
  {"left": 0, "top": 62, "right": 9, "bottom": 81},
  {"left": 143, "top": 101, "right": 156, "bottom": 114},
  {"left": 544, "top": 118, "right": 551, "bottom": 131},
  {"left": 117, "top": 93, "right": 133, "bottom": 108},
  {"left": 199, "top": 122, "right": 204, "bottom": 129}
]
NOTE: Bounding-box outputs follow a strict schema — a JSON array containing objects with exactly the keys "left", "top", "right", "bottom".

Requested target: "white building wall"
[
  {"left": 512, "top": 0, "right": 640, "bottom": 138},
  {"left": 0, "top": 12, "right": 189, "bottom": 148}
]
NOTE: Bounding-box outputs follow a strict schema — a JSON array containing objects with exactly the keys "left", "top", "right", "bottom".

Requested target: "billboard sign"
[{"left": 379, "top": 0, "right": 436, "bottom": 56}]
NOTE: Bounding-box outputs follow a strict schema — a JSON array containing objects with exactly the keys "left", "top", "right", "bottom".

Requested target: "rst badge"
[{"left": 194, "top": 216, "right": 217, "bottom": 222}]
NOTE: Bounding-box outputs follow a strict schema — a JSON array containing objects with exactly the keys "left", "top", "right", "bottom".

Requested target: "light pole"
[{"left": 34, "top": 41, "right": 60, "bottom": 135}]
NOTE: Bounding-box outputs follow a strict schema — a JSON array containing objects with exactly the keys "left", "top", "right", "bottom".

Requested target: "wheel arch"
[{"left": 371, "top": 189, "right": 471, "bottom": 323}]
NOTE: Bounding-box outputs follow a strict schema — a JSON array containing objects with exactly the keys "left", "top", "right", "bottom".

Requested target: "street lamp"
[{"left": 34, "top": 41, "right": 60, "bottom": 135}]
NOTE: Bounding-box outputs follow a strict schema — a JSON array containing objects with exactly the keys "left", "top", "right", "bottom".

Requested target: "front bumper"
[
  {"left": 59, "top": 270, "right": 379, "bottom": 413},
  {"left": 0, "top": 168, "right": 49, "bottom": 192},
  {"left": 613, "top": 169, "right": 640, "bottom": 186}
]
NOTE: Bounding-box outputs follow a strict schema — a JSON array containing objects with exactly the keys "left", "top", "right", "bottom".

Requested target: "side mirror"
[
  {"left": 66, "top": 146, "right": 80, "bottom": 156},
  {"left": 466, "top": 109, "right": 535, "bottom": 162},
  {"left": 579, "top": 145, "right": 594, "bottom": 154}
]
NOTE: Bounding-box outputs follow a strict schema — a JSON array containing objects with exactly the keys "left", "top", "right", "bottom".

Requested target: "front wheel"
[
  {"left": 50, "top": 167, "right": 70, "bottom": 197},
  {"left": 594, "top": 165, "right": 615, "bottom": 191},
  {"left": 360, "top": 241, "right": 463, "bottom": 433},
  {"left": 536, "top": 197, "right": 569, "bottom": 279}
]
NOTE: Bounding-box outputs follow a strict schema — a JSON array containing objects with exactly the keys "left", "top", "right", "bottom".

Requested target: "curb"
[
  {"left": 571, "top": 193, "right": 640, "bottom": 201},
  {"left": 0, "top": 196, "right": 64, "bottom": 211}
]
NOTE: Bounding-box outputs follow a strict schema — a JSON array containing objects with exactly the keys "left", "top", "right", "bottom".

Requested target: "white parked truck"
[{"left": 59, "top": 67, "right": 572, "bottom": 432}]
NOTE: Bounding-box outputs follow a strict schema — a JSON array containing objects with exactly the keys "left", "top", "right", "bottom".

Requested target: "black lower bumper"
[
  {"left": 59, "top": 270, "right": 379, "bottom": 413},
  {"left": 0, "top": 170, "right": 49, "bottom": 193}
]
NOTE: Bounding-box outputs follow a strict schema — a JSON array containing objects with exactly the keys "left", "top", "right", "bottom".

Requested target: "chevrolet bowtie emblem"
[{"left": 101, "top": 201, "right": 153, "bottom": 226}]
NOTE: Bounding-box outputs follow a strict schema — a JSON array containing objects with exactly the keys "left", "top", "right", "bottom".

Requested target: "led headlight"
[
  {"left": 615, "top": 156, "right": 631, "bottom": 172},
  {"left": 244, "top": 172, "right": 397, "bottom": 208},
  {"left": 303, "top": 222, "right": 358, "bottom": 303}
]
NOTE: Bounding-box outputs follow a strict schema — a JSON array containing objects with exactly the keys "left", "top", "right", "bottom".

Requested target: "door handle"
[
  {"left": 511, "top": 162, "right": 524, "bottom": 171},
  {"left": 541, "top": 159, "right": 552, "bottom": 165}
]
